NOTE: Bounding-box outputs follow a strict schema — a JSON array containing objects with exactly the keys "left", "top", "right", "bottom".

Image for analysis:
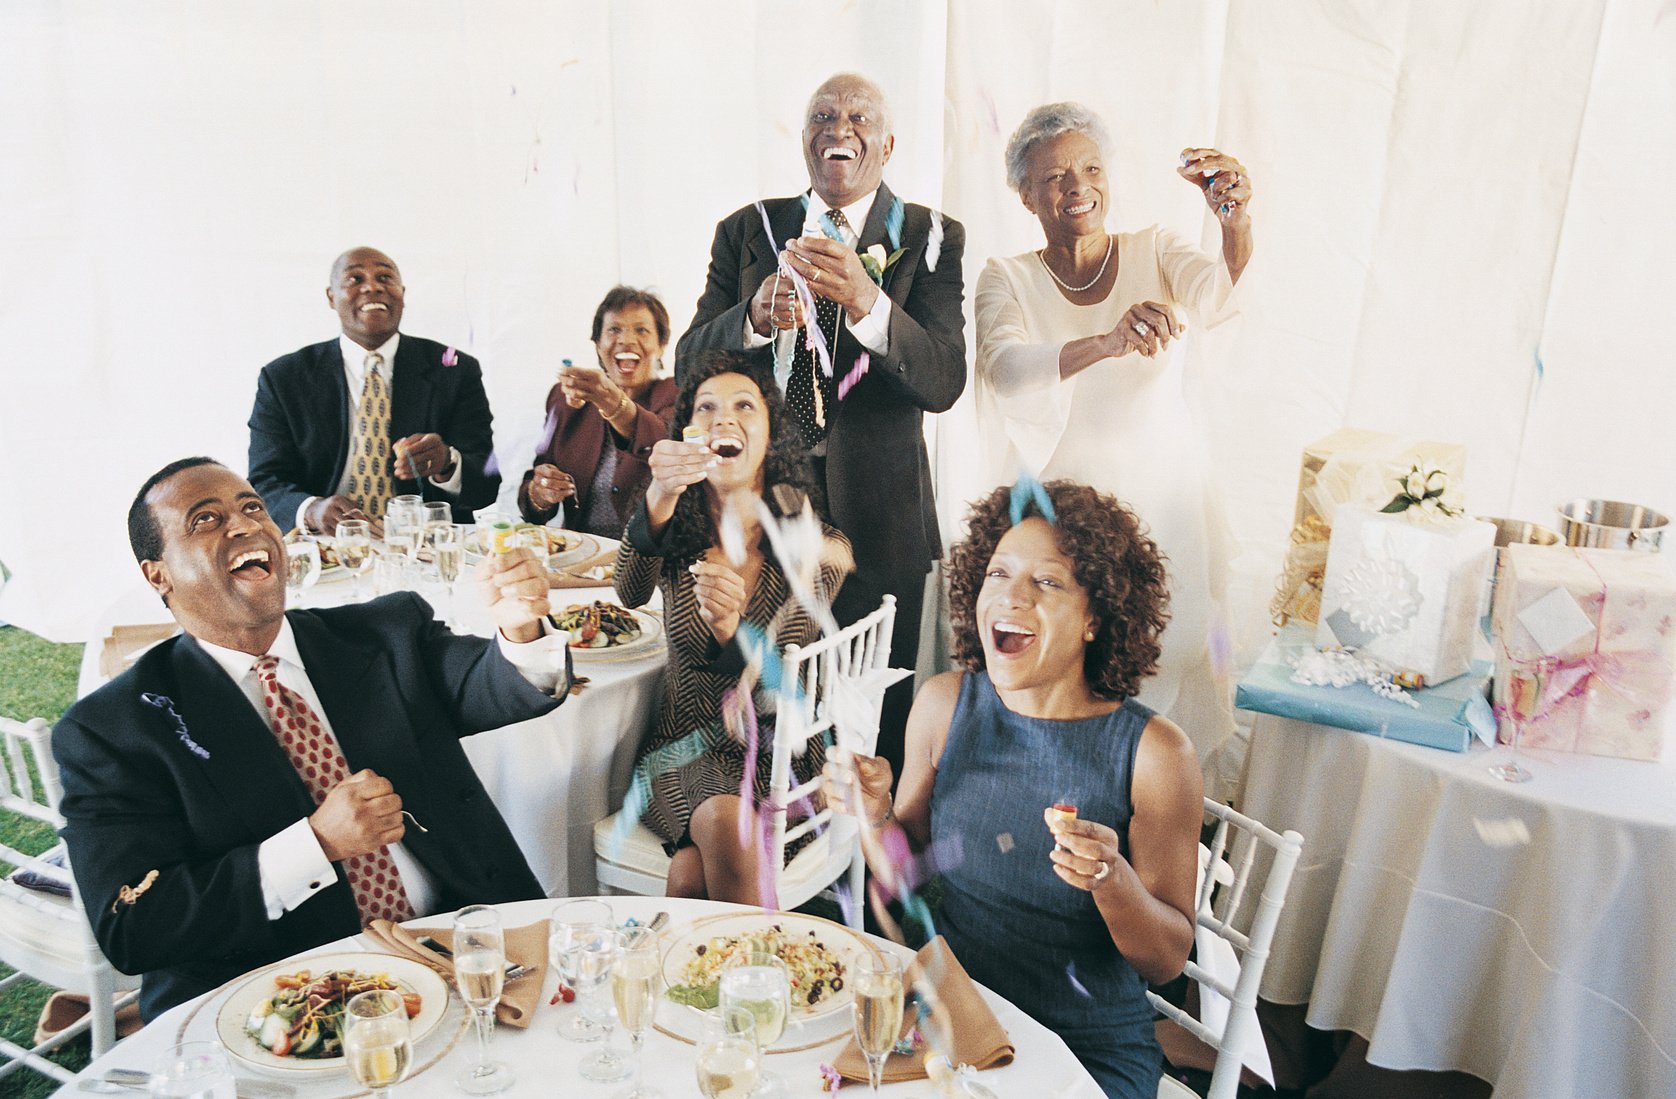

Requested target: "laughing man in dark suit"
[
  {"left": 676, "top": 73, "right": 967, "bottom": 775},
  {"left": 248, "top": 247, "right": 498, "bottom": 533},
  {"left": 54, "top": 458, "right": 568, "bottom": 1019}
]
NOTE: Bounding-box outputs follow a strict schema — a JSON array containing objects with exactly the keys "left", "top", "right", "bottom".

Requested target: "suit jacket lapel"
[
  {"left": 857, "top": 182, "right": 893, "bottom": 254},
  {"left": 167, "top": 636, "right": 315, "bottom": 832},
  {"left": 390, "top": 337, "right": 434, "bottom": 442}
]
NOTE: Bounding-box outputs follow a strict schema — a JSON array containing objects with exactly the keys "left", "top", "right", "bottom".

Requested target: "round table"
[
  {"left": 75, "top": 540, "right": 665, "bottom": 897},
  {"left": 1240, "top": 713, "right": 1676, "bottom": 1099},
  {"left": 53, "top": 897, "right": 1104, "bottom": 1098}
]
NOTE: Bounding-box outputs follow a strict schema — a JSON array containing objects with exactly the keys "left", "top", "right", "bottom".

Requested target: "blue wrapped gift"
[{"left": 1235, "top": 626, "right": 1496, "bottom": 752}]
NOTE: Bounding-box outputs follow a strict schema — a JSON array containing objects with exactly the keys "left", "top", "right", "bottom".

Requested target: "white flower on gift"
[
  {"left": 1341, "top": 552, "right": 1423, "bottom": 636},
  {"left": 1418, "top": 496, "right": 1442, "bottom": 519},
  {"left": 1424, "top": 468, "right": 1449, "bottom": 495},
  {"left": 1404, "top": 468, "right": 1428, "bottom": 498}
]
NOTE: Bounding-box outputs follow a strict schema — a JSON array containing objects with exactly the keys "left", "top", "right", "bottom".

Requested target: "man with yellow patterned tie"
[{"left": 248, "top": 247, "right": 499, "bottom": 534}]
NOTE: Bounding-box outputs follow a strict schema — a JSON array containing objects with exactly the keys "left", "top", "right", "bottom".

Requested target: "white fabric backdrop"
[{"left": 3, "top": 0, "right": 1673, "bottom": 659}]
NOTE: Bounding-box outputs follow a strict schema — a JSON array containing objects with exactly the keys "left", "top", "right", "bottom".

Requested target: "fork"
[{"left": 416, "top": 934, "right": 531, "bottom": 980}]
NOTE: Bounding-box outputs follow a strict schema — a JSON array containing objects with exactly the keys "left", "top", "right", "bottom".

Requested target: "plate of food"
[
  {"left": 465, "top": 525, "right": 595, "bottom": 569},
  {"left": 656, "top": 912, "right": 877, "bottom": 1052},
  {"left": 215, "top": 953, "right": 450, "bottom": 1076},
  {"left": 550, "top": 601, "right": 662, "bottom": 659},
  {"left": 284, "top": 533, "right": 349, "bottom": 581}
]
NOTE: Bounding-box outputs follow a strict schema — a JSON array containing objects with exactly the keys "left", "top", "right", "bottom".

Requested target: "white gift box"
[{"left": 1315, "top": 507, "right": 1496, "bottom": 685}]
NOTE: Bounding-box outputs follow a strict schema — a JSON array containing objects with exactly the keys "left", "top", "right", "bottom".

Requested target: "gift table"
[
  {"left": 1240, "top": 713, "right": 1676, "bottom": 1099},
  {"left": 52, "top": 896, "right": 1104, "bottom": 1097}
]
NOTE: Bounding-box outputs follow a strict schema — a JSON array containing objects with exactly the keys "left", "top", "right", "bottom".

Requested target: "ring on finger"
[
  {"left": 1092, "top": 861, "right": 1111, "bottom": 883},
  {"left": 810, "top": 267, "right": 820, "bottom": 283},
  {"left": 1134, "top": 321, "right": 1150, "bottom": 336}
]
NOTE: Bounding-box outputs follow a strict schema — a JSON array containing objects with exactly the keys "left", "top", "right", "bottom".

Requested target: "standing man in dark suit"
[
  {"left": 249, "top": 247, "right": 498, "bottom": 532},
  {"left": 54, "top": 457, "right": 568, "bottom": 1019},
  {"left": 677, "top": 72, "right": 966, "bottom": 774}
]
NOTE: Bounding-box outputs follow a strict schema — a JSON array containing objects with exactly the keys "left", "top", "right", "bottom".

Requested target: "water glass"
[
  {"left": 453, "top": 905, "right": 513, "bottom": 1094},
  {"left": 549, "top": 899, "right": 613, "bottom": 1043},
  {"left": 695, "top": 1006, "right": 761, "bottom": 1099},
  {"left": 148, "top": 1042, "right": 235, "bottom": 1099},
  {"left": 385, "top": 497, "right": 423, "bottom": 558},
  {"left": 719, "top": 952, "right": 790, "bottom": 1097},
  {"left": 344, "top": 988, "right": 412, "bottom": 1099}
]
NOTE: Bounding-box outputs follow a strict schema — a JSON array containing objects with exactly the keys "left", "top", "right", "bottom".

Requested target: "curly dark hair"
[
  {"left": 658, "top": 350, "right": 826, "bottom": 565},
  {"left": 947, "top": 481, "right": 1170, "bottom": 701}
]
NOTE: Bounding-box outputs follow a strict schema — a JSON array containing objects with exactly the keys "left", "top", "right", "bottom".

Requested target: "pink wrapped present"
[{"left": 1491, "top": 544, "right": 1676, "bottom": 762}]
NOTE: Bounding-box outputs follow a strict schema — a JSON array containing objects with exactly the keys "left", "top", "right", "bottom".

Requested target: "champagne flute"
[
  {"left": 549, "top": 899, "right": 613, "bottom": 1043},
  {"left": 1491, "top": 663, "right": 1541, "bottom": 783},
  {"left": 148, "top": 1042, "right": 235, "bottom": 1099},
  {"left": 344, "top": 988, "right": 412, "bottom": 1099},
  {"left": 852, "top": 955, "right": 905, "bottom": 1096},
  {"left": 453, "top": 905, "right": 514, "bottom": 1094},
  {"left": 696, "top": 1006, "right": 761, "bottom": 1099},
  {"left": 719, "top": 952, "right": 790, "bottom": 1097},
  {"left": 432, "top": 523, "right": 465, "bottom": 629},
  {"left": 284, "top": 538, "right": 321, "bottom": 605},
  {"left": 335, "top": 519, "right": 374, "bottom": 600},
  {"left": 612, "top": 926, "right": 663, "bottom": 1099}
]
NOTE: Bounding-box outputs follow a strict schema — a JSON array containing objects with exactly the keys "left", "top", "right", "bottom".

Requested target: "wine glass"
[
  {"left": 453, "top": 905, "right": 514, "bottom": 1094},
  {"left": 696, "top": 1006, "right": 761, "bottom": 1099},
  {"left": 344, "top": 988, "right": 412, "bottom": 1099},
  {"left": 549, "top": 899, "right": 613, "bottom": 1043},
  {"left": 335, "top": 519, "right": 374, "bottom": 600},
  {"left": 612, "top": 926, "right": 663, "bottom": 1099},
  {"left": 386, "top": 497, "right": 423, "bottom": 559},
  {"left": 719, "top": 952, "right": 790, "bottom": 1097},
  {"left": 431, "top": 523, "right": 466, "bottom": 629},
  {"left": 852, "top": 954, "right": 905, "bottom": 1096},
  {"left": 575, "top": 920, "right": 630, "bottom": 1083},
  {"left": 148, "top": 1042, "right": 235, "bottom": 1099},
  {"left": 1491, "top": 663, "right": 1543, "bottom": 783},
  {"left": 284, "top": 539, "right": 320, "bottom": 605}
]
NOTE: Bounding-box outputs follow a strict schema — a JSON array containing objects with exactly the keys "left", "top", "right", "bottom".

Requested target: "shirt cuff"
[
  {"left": 497, "top": 620, "right": 571, "bottom": 696},
  {"left": 258, "top": 817, "right": 335, "bottom": 920},
  {"left": 847, "top": 288, "right": 891, "bottom": 354},
  {"left": 744, "top": 313, "right": 773, "bottom": 349},
  {"left": 297, "top": 498, "right": 320, "bottom": 533},
  {"left": 429, "top": 447, "right": 464, "bottom": 495}
]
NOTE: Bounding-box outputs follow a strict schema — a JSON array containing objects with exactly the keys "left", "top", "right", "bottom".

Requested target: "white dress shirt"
[
  {"left": 195, "top": 618, "right": 566, "bottom": 920},
  {"left": 295, "top": 332, "right": 464, "bottom": 530}
]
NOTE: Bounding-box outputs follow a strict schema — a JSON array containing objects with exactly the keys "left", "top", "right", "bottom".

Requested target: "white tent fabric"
[{"left": 3, "top": 2, "right": 1673, "bottom": 699}]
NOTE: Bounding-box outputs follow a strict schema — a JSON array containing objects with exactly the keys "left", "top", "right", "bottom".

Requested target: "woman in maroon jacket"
[{"left": 519, "top": 286, "right": 680, "bottom": 536}]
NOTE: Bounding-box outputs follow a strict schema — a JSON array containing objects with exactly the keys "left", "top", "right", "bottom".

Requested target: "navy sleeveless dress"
[{"left": 931, "top": 672, "right": 1161, "bottom": 1098}]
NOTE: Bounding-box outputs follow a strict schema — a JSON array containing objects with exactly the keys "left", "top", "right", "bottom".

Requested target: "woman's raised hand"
[
  {"left": 1045, "top": 808, "right": 1127, "bottom": 894},
  {"left": 822, "top": 753, "right": 895, "bottom": 826},
  {"left": 1179, "top": 147, "right": 1252, "bottom": 226},
  {"left": 1107, "top": 300, "right": 1183, "bottom": 358},
  {"left": 646, "top": 438, "right": 714, "bottom": 505},
  {"left": 558, "top": 362, "right": 622, "bottom": 412}
]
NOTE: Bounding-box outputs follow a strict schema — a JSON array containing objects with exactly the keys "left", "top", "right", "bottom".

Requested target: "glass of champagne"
[
  {"left": 432, "top": 523, "right": 466, "bottom": 629},
  {"left": 148, "top": 1042, "right": 235, "bottom": 1099},
  {"left": 1491, "top": 663, "right": 1542, "bottom": 783},
  {"left": 612, "top": 926, "right": 663, "bottom": 1099},
  {"left": 719, "top": 952, "right": 790, "bottom": 1097},
  {"left": 852, "top": 954, "right": 905, "bottom": 1096},
  {"left": 344, "top": 988, "right": 412, "bottom": 1099},
  {"left": 335, "top": 519, "right": 374, "bottom": 600},
  {"left": 696, "top": 1006, "right": 761, "bottom": 1099},
  {"left": 549, "top": 899, "right": 613, "bottom": 1043},
  {"left": 453, "top": 905, "right": 513, "bottom": 1094},
  {"left": 284, "top": 538, "right": 321, "bottom": 605}
]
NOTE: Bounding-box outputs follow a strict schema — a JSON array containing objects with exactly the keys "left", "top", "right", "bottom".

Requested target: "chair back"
[
  {"left": 0, "top": 716, "right": 68, "bottom": 880},
  {"left": 1149, "top": 798, "right": 1304, "bottom": 1099},
  {"left": 760, "top": 595, "right": 904, "bottom": 912}
]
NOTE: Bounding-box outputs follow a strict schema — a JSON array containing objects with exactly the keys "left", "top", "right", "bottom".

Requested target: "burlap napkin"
[
  {"left": 548, "top": 548, "right": 618, "bottom": 589},
  {"left": 364, "top": 919, "right": 548, "bottom": 1028},
  {"left": 833, "top": 936, "right": 1013, "bottom": 1084}
]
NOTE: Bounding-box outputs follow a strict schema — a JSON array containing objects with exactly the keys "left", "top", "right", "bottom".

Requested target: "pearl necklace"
[{"left": 1037, "top": 235, "right": 1113, "bottom": 293}]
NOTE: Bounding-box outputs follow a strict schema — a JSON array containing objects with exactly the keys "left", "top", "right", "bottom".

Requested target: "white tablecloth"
[
  {"left": 76, "top": 551, "right": 664, "bottom": 897},
  {"left": 1241, "top": 715, "right": 1676, "bottom": 1099},
  {"left": 52, "top": 896, "right": 1104, "bottom": 1098}
]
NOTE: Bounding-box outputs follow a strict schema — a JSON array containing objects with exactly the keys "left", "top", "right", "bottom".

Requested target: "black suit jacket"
[
  {"left": 248, "top": 335, "right": 499, "bottom": 524},
  {"left": 676, "top": 183, "right": 966, "bottom": 583},
  {"left": 53, "top": 594, "right": 561, "bottom": 1019}
]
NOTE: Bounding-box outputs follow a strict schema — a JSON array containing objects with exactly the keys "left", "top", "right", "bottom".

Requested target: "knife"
[{"left": 416, "top": 935, "right": 531, "bottom": 980}]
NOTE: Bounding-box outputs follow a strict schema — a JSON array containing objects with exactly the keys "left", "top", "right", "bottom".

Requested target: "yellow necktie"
[{"left": 344, "top": 352, "right": 392, "bottom": 518}]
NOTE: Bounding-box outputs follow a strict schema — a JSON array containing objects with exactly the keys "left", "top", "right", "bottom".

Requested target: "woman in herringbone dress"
[{"left": 614, "top": 351, "right": 851, "bottom": 903}]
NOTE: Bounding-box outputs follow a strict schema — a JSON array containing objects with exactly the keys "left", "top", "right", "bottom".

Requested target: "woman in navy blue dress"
[{"left": 836, "top": 481, "right": 1203, "bottom": 1098}]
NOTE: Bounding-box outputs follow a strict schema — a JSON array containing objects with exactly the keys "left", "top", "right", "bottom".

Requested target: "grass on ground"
[{"left": 1, "top": 625, "right": 92, "bottom": 1098}]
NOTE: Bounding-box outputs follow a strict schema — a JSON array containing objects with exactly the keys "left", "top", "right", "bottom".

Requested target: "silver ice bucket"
[
  {"left": 1556, "top": 499, "right": 1668, "bottom": 552},
  {"left": 1480, "top": 518, "right": 1561, "bottom": 549}
]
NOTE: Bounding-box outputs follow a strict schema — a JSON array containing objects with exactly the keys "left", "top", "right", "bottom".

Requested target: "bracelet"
[
  {"left": 868, "top": 804, "right": 894, "bottom": 829},
  {"left": 614, "top": 390, "right": 634, "bottom": 420}
]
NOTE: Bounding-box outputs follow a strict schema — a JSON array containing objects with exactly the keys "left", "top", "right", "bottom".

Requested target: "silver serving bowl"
[{"left": 1556, "top": 498, "right": 1667, "bottom": 551}]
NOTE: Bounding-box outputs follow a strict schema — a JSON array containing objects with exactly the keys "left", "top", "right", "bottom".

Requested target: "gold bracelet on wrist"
[{"left": 615, "top": 390, "right": 634, "bottom": 420}]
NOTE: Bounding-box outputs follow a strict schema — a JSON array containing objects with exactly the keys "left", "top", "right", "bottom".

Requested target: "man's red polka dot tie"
[{"left": 253, "top": 655, "right": 414, "bottom": 925}]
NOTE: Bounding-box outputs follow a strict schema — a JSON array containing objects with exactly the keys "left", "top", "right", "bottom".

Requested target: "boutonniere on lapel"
[
  {"left": 141, "top": 692, "right": 210, "bottom": 760},
  {"left": 860, "top": 243, "right": 906, "bottom": 286}
]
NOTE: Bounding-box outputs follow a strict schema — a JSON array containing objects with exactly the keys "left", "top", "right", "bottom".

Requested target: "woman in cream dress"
[{"left": 974, "top": 102, "right": 1255, "bottom": 764}]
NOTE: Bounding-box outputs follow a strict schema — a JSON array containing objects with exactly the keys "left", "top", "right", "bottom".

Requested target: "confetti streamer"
[
  {"left": 837, "top": 352, "right": 870, "bottom": 400},
  {"left": 884, "top": 196, "right": 905, "bottom": 253},
  {"left": 441, "top": 346, "right": 459, "bottom": 367},
  {"left": 1008, "top": 469, "right": 1058, "bottom": 527},
  {"left": 755, "top": 200, "right": 833, "bottom": 378},
  {"left": 924, "top": 209, "right": 945, "bottom": 273}
]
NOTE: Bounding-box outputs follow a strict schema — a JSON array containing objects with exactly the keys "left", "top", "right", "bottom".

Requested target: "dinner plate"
[
  {"left": 215, "top": 952, "right": 450, "bottom": 1077},
  {"left": 655, "top": 911, "right": 877, "bottom": 1053},
  {"left": 463, "top": 526, "right": 591, "bottom": 566},
  {"left": 562, "top": 607, "right": 663, "bottom": 662}
]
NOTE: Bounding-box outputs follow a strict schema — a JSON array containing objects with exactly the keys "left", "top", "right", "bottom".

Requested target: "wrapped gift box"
[
  {"left": 1273, "top": 428, "right": 1469, "bottom": 626},
  {"left": 1490, "top": 544, "right": 1676, "bottom": 762},
  {"left": 1315, "top": 507, "right": 1495, "bottom": 686},
  {"left": 1236, "top": 626, "right": 1495, "bottom": 752}
]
